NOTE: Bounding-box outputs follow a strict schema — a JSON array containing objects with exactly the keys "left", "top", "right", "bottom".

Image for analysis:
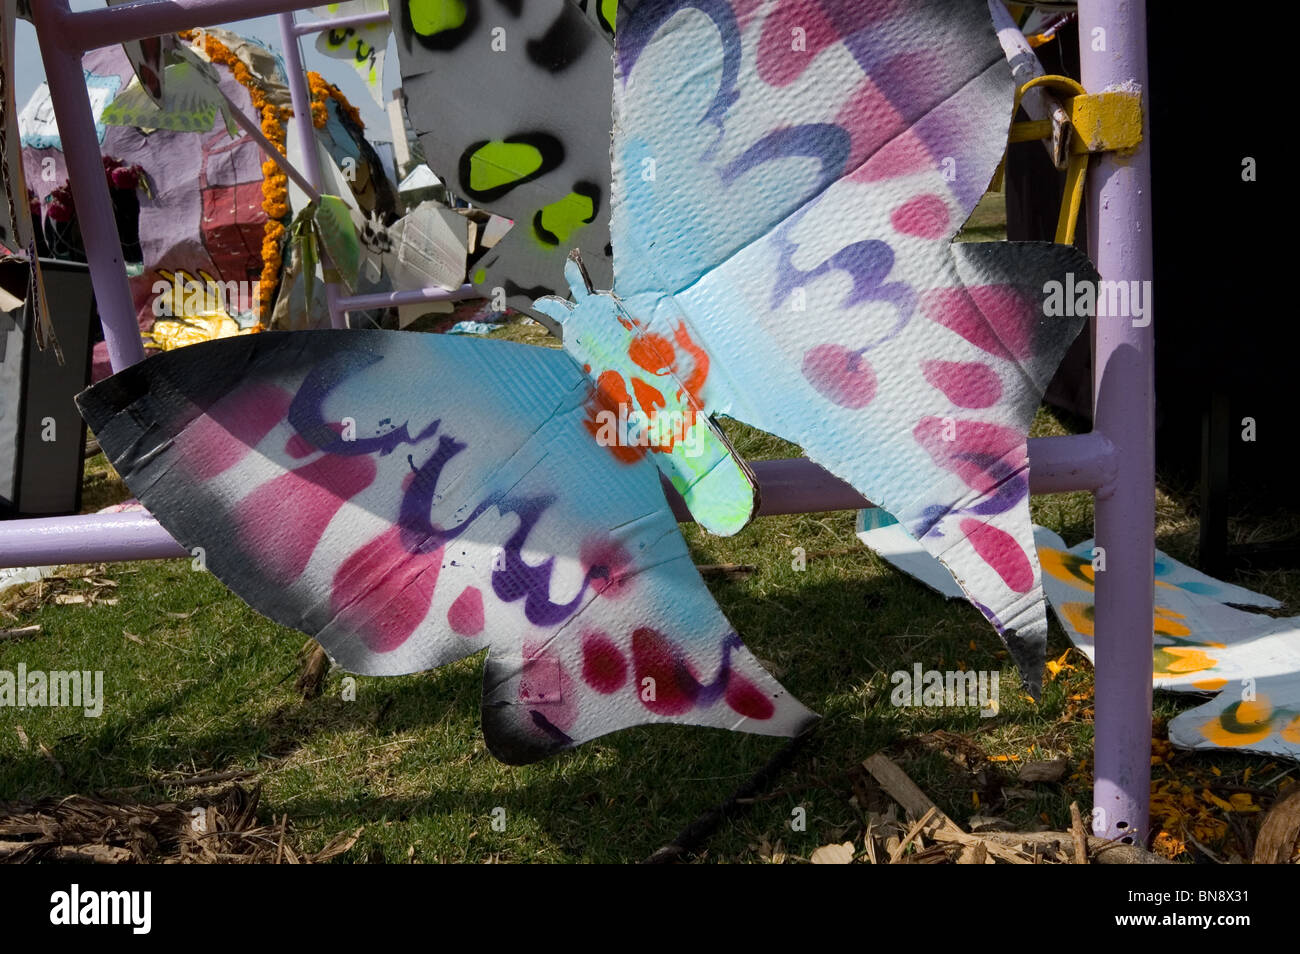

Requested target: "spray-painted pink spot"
[
  {"left": 756, "top": 0, "right": 838, "bottom": 86},
  {"left": 235, "top": 454, "right": 376, "bottom": 586},
  {"left": 632, "top": 628, "right": 694, "bottom": 716},
  {"left": 921, "top": 360, "right": 1002, "bottom": 409},
  {"left": 854, "top": 129, "right": 932, "bottom": 182},
  {"left": 178, "top": 383, "right": 292, "bottom": 481},
  {"left": 447, "top": 586, "right": 484, "bottom": 636},
  {"left": 285, "top": 433, "right": 315, "bottom": 459},
  {"left": 914, "top": 417, "right": 1024, "bottom": 496},
  {"left": 960, "top": 518, "right": 1034, "bottom": 594},
  {"left": 891, "top": 194, "right": 950, "bottom": 239},
  {"left": 725, "top": 673, "right": 775, "bottom": 721},
  {"left": 581, "top": 631, "right": 627, "bottom": 694},
  {"left": 331, "top": 526, "right": 443, "bottom": 652},
  {"left": 922, "top": 285, "right": 1036, "bottom": 361},
  {"left": 835, "top": 80, "right": 907, "bottom": 170},
  {"left": 803, "top": 344, "right": 876, "bottom": 409},
  {"left": 581, "top": 538, "right": 634, "bottom": 599}
]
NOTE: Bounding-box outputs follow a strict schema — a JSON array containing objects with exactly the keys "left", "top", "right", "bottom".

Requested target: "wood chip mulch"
[{"left": 0, "top": 784, "right": 361, "bottom": 864}]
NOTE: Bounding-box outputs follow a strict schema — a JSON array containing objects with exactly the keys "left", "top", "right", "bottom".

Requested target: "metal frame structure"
[{"left": 2, "top": 0, "right": 1155, "bottom": 843}]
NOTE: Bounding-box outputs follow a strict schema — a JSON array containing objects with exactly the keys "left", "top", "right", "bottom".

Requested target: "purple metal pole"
[
  {"left": 0, "top": 512, "right": 188, "bottom": 566},
  {"left": 32, "top": 0, "right": 146, "bottom": 373},
  {"left": 59, "top": 0, "right": 323, "bottom": 50},
  {"left": 337, "top": 284, "right": 477, "bottom": 312},
  {"left": 278, "top": 11, "right": 348, "bottom": 329},
  {"left": 0, "top": 435, "right": 1113, "bottom": 569},
  {"left": 221, "top": 91, "right": 321, "bottom": 202},
  {"left": 1080, "top": 0, "right": 1156, "bottom": 844},
  {"left": 291, "top": 10, "right": 390, "bottom": 36}
]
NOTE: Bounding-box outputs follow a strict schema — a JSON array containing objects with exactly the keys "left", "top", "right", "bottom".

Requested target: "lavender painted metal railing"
[
  {"left": 277, "top": 11, "right": 350, "bottom": 329},
  {"left": 2, "top": 438, "right": 1108, "bottom": 567},
  {"left": 1079, "top": 0, "right": 1156, "bottom": 843},
  {"left": 289, "top": 9, "right": 389, "bottom": 36},
  {"left": 2, "top": 0, "right": 1156, "bottom": 844},
  {"left": 338, "top": 284, "right": 476, "bottom": 312}
]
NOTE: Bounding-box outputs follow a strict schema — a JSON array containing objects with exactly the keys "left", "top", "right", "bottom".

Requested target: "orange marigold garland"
[
  {"left": 179, "top": 29, "right": 291, "bottom": 327},
  {"left": 174, "top": 36, "right": 368, "bottom": 326},
  {"left": 307, "top": 71, "right": 365, "bottom": 131}
]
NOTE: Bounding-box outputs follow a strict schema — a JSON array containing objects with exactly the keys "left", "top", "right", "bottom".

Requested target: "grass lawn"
[
  {"left": 4, "top": 406, "right": 1296, "bottom": 863},
  {"left": 2, "top": 199, "right": 1296, "bottom": 862}
]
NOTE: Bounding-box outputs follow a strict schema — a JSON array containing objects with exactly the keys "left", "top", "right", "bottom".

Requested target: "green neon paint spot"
[
  {"left": 601, "top": 0, "right": 618, "bottom": 31},
  {"left": 535, "top": 191, "right": 595, "bottom": 246},
  {"left": 473, "top": 268, "right": 488, "bottom": 286},
  {"left": 410, "top": 0, "right": 467, "bottom": 36},
  {"left": 468, "top": 141, "right": 544, "bottom": 194}
]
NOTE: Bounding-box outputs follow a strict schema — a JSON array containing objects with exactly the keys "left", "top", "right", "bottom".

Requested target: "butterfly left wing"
[{"left": 78, "top": 330, "right": 815, "bottom": 762}]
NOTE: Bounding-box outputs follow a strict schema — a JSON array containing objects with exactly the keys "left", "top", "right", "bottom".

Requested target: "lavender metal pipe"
[
  {"left": 2, "top": 435, "right": 1113, "bottom": 569},
  {"left": 291, "top": 10, "right": 389, "bottom": 37},
  {"left": 278, "top": 11, "right": 348, "bottom": 329},
  {"left": 58, "top": 0, "right": 323, "bottom": 50},
  {"left": 337, "top": 284, "right": 478, "bottom": 312},
  {"left": 1, "top": 512, "right": 188, "bottom": 566},
  {"left": 1080, "top": 0, "right": 1156, "bottom": 843},
  {"left": 31, "top": 0, "right": 146, "bottom": 372},
  {"left": 221, "top": 90, "right": 321, "bottom": 202}
]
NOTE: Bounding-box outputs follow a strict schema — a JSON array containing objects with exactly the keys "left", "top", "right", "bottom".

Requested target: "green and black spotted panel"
[{"left": 395, "top": 0, "right": 623, "bottom": 327}]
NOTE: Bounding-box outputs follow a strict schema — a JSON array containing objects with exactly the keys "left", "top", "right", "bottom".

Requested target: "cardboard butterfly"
[{"left": 81, "top": 0, "right": 1093, "bottom": 765}]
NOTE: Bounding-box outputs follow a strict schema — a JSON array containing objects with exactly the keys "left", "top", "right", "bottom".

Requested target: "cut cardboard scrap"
[
  {"left": 310, "top": 2, "right": 391, "bottom": 107},
  {"left": 393, "top": 0, "right": 620, "bottom": 327},
  {"left": 553, "top": 0, "right": 1095, "bottom": 694},
  {"left": 1034, "top": 526, "right": 1300, "bottom": 695},
  {"left": 381, "top": 200, "right": 467, "bottom": 293},
  {"left": 1, "top": 0, "right": 55, "bottom": 357},
  {"left": 856, "top": 519, "right": 1300, "bottom": 722},
  {"left": 314, "top": 195, "right": 362, "bottom": 290},
  {"left": 101, "top": 44, "right": 239, "bottom": 137},
  {"left": 861, "top": 515, "right": 1282, "bottom": 611},
  {"left": 1169, "top": 673, "right": 1300, "bottom": 762},
  {"left": 78, "top": 331, "right": 816, "bottom": 763},
  {"left": 1036, "top": 525, "right": 1300, "bottom": 761},
  {"left": 107, "top": 0, "right": 169, "bottom": 107}
]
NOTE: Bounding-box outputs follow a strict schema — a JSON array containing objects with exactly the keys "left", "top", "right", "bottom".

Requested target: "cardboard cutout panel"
[
  {"left": 311, "top": 2, "right": 391, "bottom": 107},
  {"left": 1035, "top": 527, "right": 1300, "bottom": 695},
  {"left": 1170, "top": 673, "right": 1300, "bottom": 762},
  {"left": 393, "top": 0, "right": 620, "bottom": 325}
]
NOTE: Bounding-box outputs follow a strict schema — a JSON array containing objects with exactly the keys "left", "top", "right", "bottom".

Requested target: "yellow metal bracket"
[{"left": 1001, "top": 75, "right": 1144, "bottom": 246}]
